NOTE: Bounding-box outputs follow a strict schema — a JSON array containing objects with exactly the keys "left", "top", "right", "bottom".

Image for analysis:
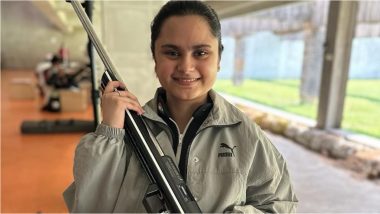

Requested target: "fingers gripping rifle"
[{"left": 68, "top": 1, "right": 202, "bottom": 213}]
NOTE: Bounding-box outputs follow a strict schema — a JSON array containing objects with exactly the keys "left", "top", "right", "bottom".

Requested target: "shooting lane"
[
  {"left": 2, "top": 0, "right": 163, "bottom": 212},
  {"left": 1, "top": 1, "right": 97, "bottom": 212},
  {"left": 1, "top": 71, "right": 91, "bottom": 212}
]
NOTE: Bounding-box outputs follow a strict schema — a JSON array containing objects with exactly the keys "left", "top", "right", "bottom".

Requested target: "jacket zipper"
[{"left": 169, "top": 117, "right": 194, "bottom": 158}]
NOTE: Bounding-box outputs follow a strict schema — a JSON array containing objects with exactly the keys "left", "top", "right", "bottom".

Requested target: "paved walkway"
[{"left": 268, "top": 132, "right": 380, "bottom": 213}]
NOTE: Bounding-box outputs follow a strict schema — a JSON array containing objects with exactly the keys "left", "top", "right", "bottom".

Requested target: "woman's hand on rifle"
[{"left": 101, "top": 81, "right": 145, "bottom": 129}]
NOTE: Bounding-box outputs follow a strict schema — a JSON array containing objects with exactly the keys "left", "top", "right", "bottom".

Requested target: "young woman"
[{"left": 64, "top": 1, "right": 298, "bottom": 213}]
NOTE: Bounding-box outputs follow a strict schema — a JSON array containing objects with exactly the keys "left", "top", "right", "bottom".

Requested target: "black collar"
[{"left": 156, "top": 88, "right": 213, "bottom": 122}]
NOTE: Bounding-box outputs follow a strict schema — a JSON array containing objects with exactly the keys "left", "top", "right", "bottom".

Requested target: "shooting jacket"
[{"left": 63, "top": 89, "right": 298, "bottom": 213}]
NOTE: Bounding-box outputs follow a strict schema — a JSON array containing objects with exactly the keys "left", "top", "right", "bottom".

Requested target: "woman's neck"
[{"left": 166, "top": 95, "right": 207, "bottom": 133}]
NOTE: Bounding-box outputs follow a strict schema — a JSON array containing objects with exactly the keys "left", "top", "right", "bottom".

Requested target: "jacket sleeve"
[
  {"left": 63, "top": 123, "right": 128, "bottom": 213},
  {"left": 232, "top": 126, "right": 298, "bottom": 213}
]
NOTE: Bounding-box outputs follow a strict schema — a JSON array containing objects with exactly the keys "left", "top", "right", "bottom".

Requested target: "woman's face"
[{"left": 154, "top": 15, "right": 220, "bottom": 104}]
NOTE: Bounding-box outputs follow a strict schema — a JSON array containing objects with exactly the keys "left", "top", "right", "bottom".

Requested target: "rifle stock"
[{"left": 68, "top": 1, "right": 202, "bottom": 213}]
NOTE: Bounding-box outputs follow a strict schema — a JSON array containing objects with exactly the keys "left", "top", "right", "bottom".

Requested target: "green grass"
[{"left": 214, "top": 79, "right": 380, "bottom": 139}]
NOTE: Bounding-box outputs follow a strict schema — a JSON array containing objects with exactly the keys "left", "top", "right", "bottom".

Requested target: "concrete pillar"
[
  {"left": 300, "top": 22, "right": 324, "bottom": 103},
  {"left": 232, "top": 35, "right": 245, "bottom": 85},
  {"left": 317, "top": 1, "right": 358, "bottom": 129}
]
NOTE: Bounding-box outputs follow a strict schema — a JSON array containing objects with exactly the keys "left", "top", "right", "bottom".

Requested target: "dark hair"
[
  {"left": 150, "top": 0, "right": 224, "bottom": 59},
  {"left": 51, "top": 55, "right": 62, "bottom": 64}
]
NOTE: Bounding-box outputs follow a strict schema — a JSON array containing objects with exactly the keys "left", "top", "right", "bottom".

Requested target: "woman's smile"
[{"left": 173, "top": 77, "right": 201, "bottom": 86}]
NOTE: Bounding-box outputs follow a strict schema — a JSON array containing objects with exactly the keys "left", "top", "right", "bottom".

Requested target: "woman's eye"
[
  {"left": 164, "top": 50, "right": 179, "bottom": 57},
  {"left": 194, "top": 50, "right": 208, "bottom": 57}
]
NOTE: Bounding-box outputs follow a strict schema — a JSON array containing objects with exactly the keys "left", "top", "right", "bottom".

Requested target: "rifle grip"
[{"left": 143, "top": 183, "right": 167, "bottom": 213}]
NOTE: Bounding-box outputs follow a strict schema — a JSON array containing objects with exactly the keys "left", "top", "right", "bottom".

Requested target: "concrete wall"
[
  {"left": 99, "top": 1, "right": 165, "bottom": 104},
  {"left": 218, "top": 31, "right": 380, "bottom": 80},
  {"left": 1, "top": 1, "right": 88, "bottom": 70}
]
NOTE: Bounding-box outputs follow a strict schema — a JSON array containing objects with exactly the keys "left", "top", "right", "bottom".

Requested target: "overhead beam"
[
  {"left": 205, "top": 1, "right": 299, "bottom": 19},
  {"left": 30, "top": 0, "right": 70, "bottom": 32}
]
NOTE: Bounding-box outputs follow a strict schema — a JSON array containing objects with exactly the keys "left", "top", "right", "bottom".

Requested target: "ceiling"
[
  {"left": 204, "top": 1, "right": 297, "bottom": 19},
  {"left": 30, "top": 0, "right": 97, "bottom": 33},
  {"left": 30, "top": 0, "right": 297, "bottom": 33}
]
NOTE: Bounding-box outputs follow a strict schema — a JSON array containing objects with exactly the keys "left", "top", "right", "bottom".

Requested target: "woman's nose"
[{"left": 177, "top": 54, "right": 195, "bottom": 73}]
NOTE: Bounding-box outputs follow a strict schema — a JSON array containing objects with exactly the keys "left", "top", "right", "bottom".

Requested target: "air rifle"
[{"left": 68, "top": 1, "right": 202, "bottom": 213}]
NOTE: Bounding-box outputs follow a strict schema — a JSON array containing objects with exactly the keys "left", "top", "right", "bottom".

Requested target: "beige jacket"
[{"left": 63, "top": 89, "right": 297, "bottom": 213}]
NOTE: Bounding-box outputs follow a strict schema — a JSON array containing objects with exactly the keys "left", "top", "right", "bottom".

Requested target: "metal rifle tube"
[
  {"left": 68, "top": 1, "right": 201, "bottom": 213},
  {"left": 69, "top": 0, "right": 119, "bottom": 80}
]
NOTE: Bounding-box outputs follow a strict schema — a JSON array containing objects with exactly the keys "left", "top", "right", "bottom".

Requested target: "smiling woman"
[
  {"left": 63, "top": 1, "right": 298, "bottom": 213},
  {"left": 153, "top": 15, "right": 220, "bottom": 128}
]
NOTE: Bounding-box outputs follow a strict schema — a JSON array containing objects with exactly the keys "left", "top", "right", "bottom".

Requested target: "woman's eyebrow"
[
  {"left": 161, "top": 44, "right": 178, "bottom": 49},
  {"left": 161, "top": 44, "right": 212, "bottom": 49},
  {"left": 192, "top": 44, "right": 211, "bottom": 49}
]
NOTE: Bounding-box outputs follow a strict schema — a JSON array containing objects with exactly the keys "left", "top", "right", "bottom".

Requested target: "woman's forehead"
[
  {"left": 157, "top": 15, "right": 217, "bottom": 44},
  {"left": 163, "top": 15, "right": 209, "bottom": 30}
]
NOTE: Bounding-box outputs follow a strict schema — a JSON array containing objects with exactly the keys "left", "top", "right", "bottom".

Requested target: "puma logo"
[{"left": 218, "top": 143, "right": 237, "bottom": 157}]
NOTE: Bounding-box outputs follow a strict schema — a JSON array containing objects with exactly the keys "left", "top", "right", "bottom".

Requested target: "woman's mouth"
[{"left": 173, "top": 77, "right": 200, "bottom": 85}]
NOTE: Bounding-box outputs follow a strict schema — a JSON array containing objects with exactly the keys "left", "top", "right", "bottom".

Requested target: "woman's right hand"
[{"left": 101, "top": 81, "right": 145, "bottom": 129}]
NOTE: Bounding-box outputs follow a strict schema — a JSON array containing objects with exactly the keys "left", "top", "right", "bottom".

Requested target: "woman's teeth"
[{"left": 178, "top": 78, "right": 197, "bottom": 82}]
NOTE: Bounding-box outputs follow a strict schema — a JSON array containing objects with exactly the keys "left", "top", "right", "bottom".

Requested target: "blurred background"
[{"left": 1, "top": 0, "right": 380, "bottom": 213}]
